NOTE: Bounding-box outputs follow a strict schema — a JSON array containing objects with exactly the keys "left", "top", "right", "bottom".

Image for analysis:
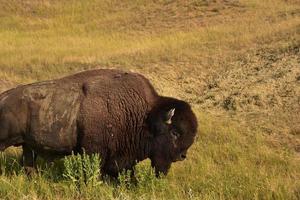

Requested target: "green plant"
[
  {"left": 135, "top": 163, "right": 167, "bottom": 190},
  {"left": 63, "top": 151, "right": 102, "bottom": 189}
]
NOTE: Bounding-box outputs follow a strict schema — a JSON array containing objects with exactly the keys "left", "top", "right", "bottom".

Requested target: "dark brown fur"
[{"left": 0, "top": 69, "right": 198, "bottom": 177}]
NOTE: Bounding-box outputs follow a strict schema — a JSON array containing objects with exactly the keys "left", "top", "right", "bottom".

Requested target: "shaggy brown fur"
[{"left": 0, "top": 69, "right": 197, "bottom": 177}]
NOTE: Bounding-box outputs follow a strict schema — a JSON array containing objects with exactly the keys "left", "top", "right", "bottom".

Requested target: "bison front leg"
[{"left": 21, "top": 144, "right": 37, "bottom": 175}]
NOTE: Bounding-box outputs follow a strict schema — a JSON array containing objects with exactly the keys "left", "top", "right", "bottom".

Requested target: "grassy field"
[{"left": 0, "top": 0, "right": 300, "bottom": 199}]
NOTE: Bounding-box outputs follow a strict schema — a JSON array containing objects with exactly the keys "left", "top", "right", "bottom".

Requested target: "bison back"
[{"left": 23, "top": 81, "right": 81, "bottom": 153}]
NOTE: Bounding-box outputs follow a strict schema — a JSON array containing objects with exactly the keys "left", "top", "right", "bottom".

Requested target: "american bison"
[{"left": 0, "top": 69, "right": 197, "bottom": 177}]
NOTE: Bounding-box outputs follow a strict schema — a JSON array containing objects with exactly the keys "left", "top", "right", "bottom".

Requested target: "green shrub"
[
  {"left": 117, "top": 163, "right": 168, "bottom": 192},
  {"left": 135, "top": 164, "right": 167, "bottom": 190},
  {"left": 63, "top": 151, "right": 102, "bottom": 189}
]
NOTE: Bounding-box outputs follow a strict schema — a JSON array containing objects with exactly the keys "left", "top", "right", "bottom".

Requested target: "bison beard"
[{"left": 0, "top": 69, "right": 198, "bottom": 178}]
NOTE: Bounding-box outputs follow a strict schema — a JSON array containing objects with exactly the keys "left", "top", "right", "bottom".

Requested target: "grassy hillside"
[{"left": 0, "top": 0, "right": 299, "bottom": 199}]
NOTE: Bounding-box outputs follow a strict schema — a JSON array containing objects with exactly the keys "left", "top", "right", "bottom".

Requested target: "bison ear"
[{"left": 165, "top": 108, "right": 175, "bottom": 124}]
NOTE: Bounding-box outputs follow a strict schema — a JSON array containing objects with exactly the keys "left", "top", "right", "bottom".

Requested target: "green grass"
[
  {"left": 0, "top": 0, "right": 300, "bottom": 199},
  {"left": 0, "top": 114, "right": 299, "bottom": 199}
]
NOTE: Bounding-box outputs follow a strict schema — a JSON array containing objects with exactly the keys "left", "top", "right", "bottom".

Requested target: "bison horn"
[{"left": 165, "top": 108, "right": 175, "bottom": 124}]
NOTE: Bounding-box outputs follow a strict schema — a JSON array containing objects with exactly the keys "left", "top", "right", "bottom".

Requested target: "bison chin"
[{"left": 150, "top": 156, "right": 172, "bottom": 177}]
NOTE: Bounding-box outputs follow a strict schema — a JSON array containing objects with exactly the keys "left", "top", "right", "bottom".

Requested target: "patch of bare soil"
[{"left": 198, "top": 40, "right": 300, "bottom": 151}]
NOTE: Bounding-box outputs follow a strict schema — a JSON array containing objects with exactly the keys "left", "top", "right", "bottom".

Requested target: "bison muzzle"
[{"left": 0, "top": 69, "right": 198, "bottom": 177}]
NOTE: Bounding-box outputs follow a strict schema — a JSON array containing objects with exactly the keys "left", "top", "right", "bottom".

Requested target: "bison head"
[{"left": 148, "top": 98, "right": 198, "bottom": 176}]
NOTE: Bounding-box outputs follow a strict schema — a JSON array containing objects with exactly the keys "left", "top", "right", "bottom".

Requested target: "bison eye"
[{"left": 171, "top": 130, "right": 180, "bottom": 140}]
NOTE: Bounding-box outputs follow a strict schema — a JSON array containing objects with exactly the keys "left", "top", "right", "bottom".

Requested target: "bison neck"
[{"left": 136, "top": 131, "right": 153, "bottom": 161}]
